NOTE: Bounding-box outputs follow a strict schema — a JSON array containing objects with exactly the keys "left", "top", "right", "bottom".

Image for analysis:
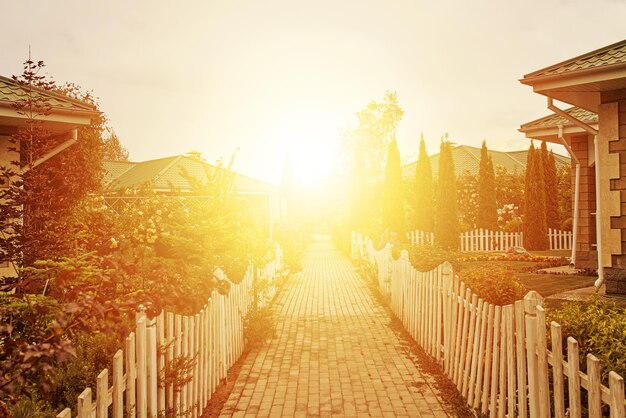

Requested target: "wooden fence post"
[
  {"left": 96, "top": 369, "right": 108, "bottom": 418},
  {"left": 77, "top": 388, "right": 92, "bottom": 418},
  {"left": 609, "top": 371, "right": 625, "bottom": 418},
  {"left": 113, "top": 350, "right": 124, "bottom": 418},
  {"left": 524, "top": 291, "right": 544, "bottom": 418},
  {"left": 550, "top": 322, "right": 565, "bottom": 418}
]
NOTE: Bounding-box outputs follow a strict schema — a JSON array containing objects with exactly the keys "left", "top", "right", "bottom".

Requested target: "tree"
[
  {"left": 476, "top": 140, "right": 498, "bottom": 230},
  {"left": 343, "top": 92, "right": 404, "bottom": 234},
  {"left": 382, "top": 139, "right": 404, "bottom": 234},
  {"left": 0, "top": 59, "right": 112, "bottom": 272},
  {"left": 435, "top": 139, "right": 459, "bottom": 249},
  {"left": 523, "top": 144, "right": 548, "bottom": 250},
  {"left": 413, "top": 134, "right": 434, "bottom": 232},
  {"left": 102, "top": 130, "right": 129, "bottom": 161},
  {"left": 541, "top": 142, "right": 559, "bottom": 229}
]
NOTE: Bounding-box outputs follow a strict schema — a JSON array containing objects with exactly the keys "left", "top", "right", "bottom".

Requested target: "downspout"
[
  {"left": 23, "top": 128, "right": 78, "bottom": 173},
  {"left": 547, "top": 98, "right": 603, "bottom": 288},
  {"left": 555, "top": 124, "right": 580, "bottom": 266}
]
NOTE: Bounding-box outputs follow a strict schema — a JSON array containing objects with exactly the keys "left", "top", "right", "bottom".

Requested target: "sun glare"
[{"left": 280, "top": 113, "right": 338, "bottom": 187}]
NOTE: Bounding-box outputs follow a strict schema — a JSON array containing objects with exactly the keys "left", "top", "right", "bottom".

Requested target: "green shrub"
[
  {"left": 459, "top": 265, "right": 526, "bottom": 305},
  {"left": 547, "top": 297, "right": 626, "bottom": 386},
  {"left": 244, "top": 306, "right": 275, "bottom": 348},
  {"left": 46, "top": 332, "right": 120, "bottom": 412},
  {"left": 407, "top": 245, "right": 461, "bottom": 272}
]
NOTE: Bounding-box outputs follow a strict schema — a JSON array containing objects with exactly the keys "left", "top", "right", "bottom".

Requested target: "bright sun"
[{"left": 279, "top": 113, "right": 339, "bottom": 187}]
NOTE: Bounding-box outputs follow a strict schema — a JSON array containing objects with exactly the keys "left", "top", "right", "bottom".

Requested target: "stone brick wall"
[
  {"left": 602, "top": 88, "right": 626, "bottom": 293},
  {"left": 569, "top": 134, "right": 597, "bottom": 269}
]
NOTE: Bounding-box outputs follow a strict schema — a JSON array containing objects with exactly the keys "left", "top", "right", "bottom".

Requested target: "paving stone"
[{"left": 218, "top": 241, "right": 454, "bottom": 417}]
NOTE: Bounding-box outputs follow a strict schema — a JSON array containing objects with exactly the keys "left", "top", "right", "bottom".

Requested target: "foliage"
[
  {"left": 45, "top": 333, "right": 120, "bottom": 412},
  {"left": 244, "top": 305, "right": 275, "bottom": 347},
  {"left": 407, "top": 245, "right": 461, "bottom": 272},
  {"left": 476, "top": 141, "right": 498, "bottom": 230},
  {"left": 413, "top": 135, "right": 434, "bottom": 232},
  {"left": 497, "top": 204, "right": 522, "bottom": 232},
  {"left": 382, "top": 139, "right": 405, "bottom": 234},
  {"left": 276, "top": 223, "right": 307, "bottom": 273},
  {"left": 0, "top": 60, "right": 111, "bottom": 270},
  {"left": 542, "top": 143, "right": 560, "bottom": 229},
  {"left": 435, "top": 139, "right": 459, "bottom": 249},
  {"left": 459, "top": 265, "right": 526, "bottom": 305},
  {"left": 523, "top": 144, "right": 548, "bottom": 250},
  {"left": 547, "top": 297, "right": 626, "bottom": 386},
  {"left": 494, "top": 165, "right": 524, "bottom": 215},
  {"left": 557, "top": 163, "right": 572, "bottom": 227},
  {"left": 343, "top": 92, "right": 403, "bottom": 232},
  {"left": 456, "top": 175, "right": 478, "bottom": 230}
]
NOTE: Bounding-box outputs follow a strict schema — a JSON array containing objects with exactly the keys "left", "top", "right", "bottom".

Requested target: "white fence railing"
[
  {"left": 408, "top": 230, "right": 435, "bottom": 246},
  {"left": 459, "top": 229, "right": 523, "bottom": 252},
  {"left": 405, "top": 228, "right": 573, "bottom": 252},
  {"left": 352, "top": 231, "right": 625, "bottom": 417},
  {"left": 548, "top": 228, "right": 573, "bottom": 251},
  {"left": 57, "top": 247, "right": 282, "bottom": 418}
]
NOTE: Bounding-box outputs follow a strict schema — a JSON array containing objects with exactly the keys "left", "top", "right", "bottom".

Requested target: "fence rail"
[
  {"left": 57, "top": 247, "right": 282, "bottom": 418},
  {"left": 404, "top": 228, "right": 572, "bottom": 252},
  {"left": 459, "top": 229, "right": 522, "bottom": 252},
  {"left": 548, "top": 228, "right": 573, "bottom": 251},
  {"left": 353, "top": 231, "right": 625, "bottom": 417}
]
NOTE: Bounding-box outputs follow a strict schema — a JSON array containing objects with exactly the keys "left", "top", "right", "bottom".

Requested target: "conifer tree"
[
  {"left": 414, "top": 134, "right": 434, "bottom": 231},
  {"left": 541, "top": 143, "right": 560, "bottom": 229},
  {"left": 476, "top": 140, "right": 498, "bottom": 230},
  {"left": 382, "top": 139, "right": 405, "bottom": 234},
  {"left": 523, "top": 144, "right": 548, "bottom": 250},
  {"left": 435, "top": 139, "right": 459, "bottom": 249}
]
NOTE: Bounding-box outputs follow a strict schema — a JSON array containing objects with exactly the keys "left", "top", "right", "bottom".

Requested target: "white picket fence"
[
  {"left": 548, "top": 228, "right": 573, "bottom": 251},
  {"left": 407, "top": 230, "right": 435, "bottom": 246},
  {"left": 353, "top": 231, "right": 626, "bottom": 418},
  {"left": 57, "top": 247, "right": 282, "bottom": 418},
  {"left": 460, "top": 229, "right": 523, "bottom": 252},
  {"left": 406, "top": 228, "right": 573, "bottom": 252}
]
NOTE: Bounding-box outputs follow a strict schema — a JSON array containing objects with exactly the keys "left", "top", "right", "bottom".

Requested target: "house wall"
[
  {"left": 598, "top": 89, "right": 626, "bottom": 293},
  {"left": 569, "top": 134, "right": 598, "bottom": 269}
]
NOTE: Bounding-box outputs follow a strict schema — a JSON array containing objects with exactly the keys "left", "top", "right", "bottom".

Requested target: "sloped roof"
[
  {"left": 520, "top": 107, "right": 598, "bottom": 131},
  {"left": 523, "top": 39, "right": 626, "bottom": 80},
  {"left": 0, "top": 75, "right": 97, "bottom": 112},
  {"left": 402, "top": 145, "right": 570, "bottom": 179},
  {"left": 103, "top": 155, "right": 275, "bottom": 194}
]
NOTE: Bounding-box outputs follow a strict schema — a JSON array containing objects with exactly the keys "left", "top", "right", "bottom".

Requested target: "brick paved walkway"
[{"left": 219, "top": 238, "right": 453, "bottom": 417}]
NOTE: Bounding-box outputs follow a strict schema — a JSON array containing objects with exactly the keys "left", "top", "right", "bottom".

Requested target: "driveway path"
[{"left": 219, "top": 238, "right": 453, "bottom": 417}]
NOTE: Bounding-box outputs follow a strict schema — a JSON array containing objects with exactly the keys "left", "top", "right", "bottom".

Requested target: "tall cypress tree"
[
  {"left": 476, "top": 140, "right": 498, "bottom": 230},
  {"left": 541, "top": 143, "right": 560, "bottom": 229},
  {"left": 523, "top": 144, "right": 548, "bottom": 250},
  {"left": 435, "top": 140, "right": 459, "bottom": 249},
  {"left": 382, "top": 139, "right": 405, "bottom": 234},
  {"left": 414, "top": 134, "right": 434, "bottom": 232}
]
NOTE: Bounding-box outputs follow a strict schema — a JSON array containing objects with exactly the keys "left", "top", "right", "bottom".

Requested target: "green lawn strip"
[{"left": 458, "top": 258, "right": 596, "bottom": 297}]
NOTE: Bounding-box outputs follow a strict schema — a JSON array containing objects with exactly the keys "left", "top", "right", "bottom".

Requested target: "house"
[
  {"left": 102, "top": 153, "right": 281, "bottom": 238},
  {"left": 0, "top": 75, "right": 100, "bottom": 277},
  {"left": 519, "top": 38, "right": 626, "bottom": 295},
  {"left": 401, "top": 144, "right": 570, "bottom": 179}
]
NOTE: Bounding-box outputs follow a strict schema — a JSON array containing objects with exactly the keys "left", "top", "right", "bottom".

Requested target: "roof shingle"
[
  {"left": 524, "top": 39, "right": 626, "bottom": 80},
  {"left": 0, "top": 75, "right": 97, "bottom": 112}
]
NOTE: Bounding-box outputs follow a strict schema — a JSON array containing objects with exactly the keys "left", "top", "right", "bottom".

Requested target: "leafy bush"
[
  {"left": 547, "top": 297, "right": 626, "bottom": 386},
  {"left": 459, "top": 265, "right": 526, "bottom": 305},
  {"left": 407, "top": 245, "right": 461, "bottom": 272},
  {"left": 244, "top": 306, "right": 275, "bottom": 348},
  {"left": 46, "top": 332, "right": 120, "bottom": 412}
]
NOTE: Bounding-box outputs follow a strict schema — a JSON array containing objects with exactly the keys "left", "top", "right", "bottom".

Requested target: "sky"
[{"left": 2, "top": 1, "right": 625, "bottom": 185}]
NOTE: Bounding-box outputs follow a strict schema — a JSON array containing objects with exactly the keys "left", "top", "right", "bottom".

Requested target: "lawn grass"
[{"left": 458, "top": 256, "right": 596, "bottom": 297}]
